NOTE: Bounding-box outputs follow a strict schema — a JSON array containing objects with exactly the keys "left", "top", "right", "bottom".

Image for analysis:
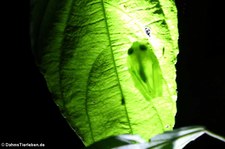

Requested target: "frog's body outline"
[{"left": 127, "top": 41, "right": 163, "bottom": 100}]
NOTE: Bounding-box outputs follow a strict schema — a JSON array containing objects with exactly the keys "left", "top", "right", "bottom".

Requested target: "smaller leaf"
[
  {"left": 86, "top": 126, "right": 225, "bottom": 149},
  {"left": 86, "top": 134, "right": 145, "bottom": 149},
  {"left": 148, "top": 126, "right": 206, "bottom": 149},
  {"left": 116, "top": 134, "right": 146, "bottom": 144}
]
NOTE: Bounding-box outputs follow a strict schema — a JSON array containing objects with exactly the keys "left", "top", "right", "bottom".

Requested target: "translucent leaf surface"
[{"left": 31, "top": 0, "right": 179, "bottom": 146}]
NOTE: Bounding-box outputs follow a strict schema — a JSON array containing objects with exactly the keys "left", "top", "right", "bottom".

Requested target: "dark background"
[
  {"left": 1, "top": 0, "right": 224, "bottom": 148},
  {"left": 174, "top": 0, "right": 225, "bottom": 148}
]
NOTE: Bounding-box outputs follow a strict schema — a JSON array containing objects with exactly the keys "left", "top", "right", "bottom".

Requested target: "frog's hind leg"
[{"left": 152, "top": 65, "right": 163, "bottom": 97}]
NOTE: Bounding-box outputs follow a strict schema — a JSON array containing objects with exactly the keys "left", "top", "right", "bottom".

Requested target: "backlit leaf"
[{"left": 31, "top": 0, "right": 179, "bottom": 146}]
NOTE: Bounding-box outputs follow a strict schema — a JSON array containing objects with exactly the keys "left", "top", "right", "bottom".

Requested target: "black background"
[
  {"left": 1, "top": 0, "right": 225, "bottom": 148},
  {"left": 175, "top": 0, "right": 225, "bottom": 148}
]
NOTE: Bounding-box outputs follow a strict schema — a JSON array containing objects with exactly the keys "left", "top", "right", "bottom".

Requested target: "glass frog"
[{"left": 127, "top": 41, "right": 163, "bottom": 100}]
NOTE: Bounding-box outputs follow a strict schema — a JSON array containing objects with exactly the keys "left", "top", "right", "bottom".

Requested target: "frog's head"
[
  {"left": 128, "top": 41, "right": 148, "bottom": 55},
  {"left": 127, "top": 41, "right": 154, "bottom": 62}
]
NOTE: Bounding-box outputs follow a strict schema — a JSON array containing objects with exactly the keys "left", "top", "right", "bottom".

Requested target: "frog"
[{"left": 127, "top": 41, "right": 163, "bottom": 100}]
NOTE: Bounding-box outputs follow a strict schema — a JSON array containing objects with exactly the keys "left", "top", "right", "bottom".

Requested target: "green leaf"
[{"left": 31, "top": 0, "right": 179, "bottom": 146}]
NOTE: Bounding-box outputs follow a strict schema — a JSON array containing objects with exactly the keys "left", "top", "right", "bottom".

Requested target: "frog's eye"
[
  {"left": 128, "top": 48, "right": 134, "bottom": 55},
  {"left": 139, "top": 44, "right": 147, "bottom": 51}
]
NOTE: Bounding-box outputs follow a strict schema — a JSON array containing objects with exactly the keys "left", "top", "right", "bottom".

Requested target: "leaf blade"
[{"left": 31, "top": 0, "right": 179, "bottom": 146}]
